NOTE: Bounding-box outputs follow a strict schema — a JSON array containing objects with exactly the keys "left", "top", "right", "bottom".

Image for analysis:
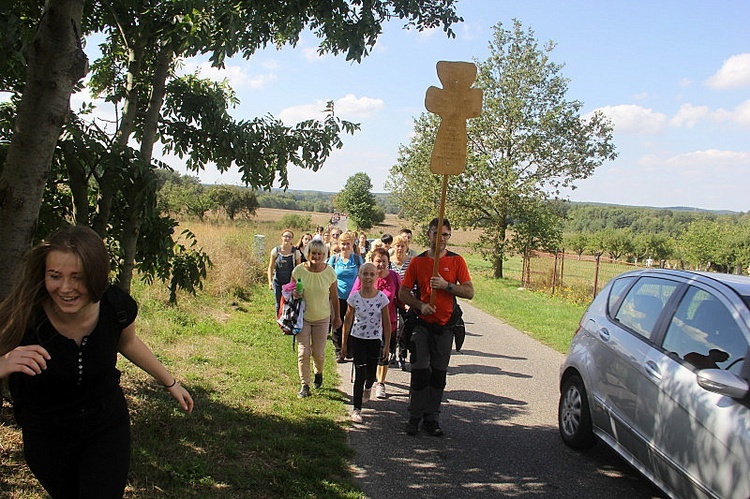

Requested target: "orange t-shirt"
[{"left": 401, "top": 250, "right": 471, "bottom": 326}]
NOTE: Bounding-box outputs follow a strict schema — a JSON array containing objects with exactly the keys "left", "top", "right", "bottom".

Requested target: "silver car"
[{"left": 558, "top": 269, "right": 750, "bottom": 499}]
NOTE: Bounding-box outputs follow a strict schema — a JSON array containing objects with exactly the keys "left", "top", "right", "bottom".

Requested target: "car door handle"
[
  {"left": 645, "top": 360, "right": 662, "bottom": 381},
  {"left": 598, "top": 327, "right": 610, "bottom": 341}
]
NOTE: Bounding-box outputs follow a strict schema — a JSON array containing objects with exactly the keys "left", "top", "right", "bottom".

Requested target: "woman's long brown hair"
[{"left": 0, "top": 226, "right": 109, "bottom": 354}]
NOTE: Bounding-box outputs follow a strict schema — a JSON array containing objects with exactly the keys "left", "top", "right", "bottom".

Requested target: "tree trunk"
[
  {"left": 63, "top": 146, "right": 91, "bottom": 224},
  {"left": 92, "top": 41, "right": 144, "bottom": 236},
  {"left": 0, "top": 0, "right": 87, "bottom": 299},
  {"left": 492, "top": 218, "right": 508, "bottom": 279},
  {"left": 116, "top": 43, "right": 173, "bottom": 291}
]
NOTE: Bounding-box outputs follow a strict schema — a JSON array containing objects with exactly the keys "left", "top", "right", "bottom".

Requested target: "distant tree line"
[{"left": 556, "top": 203, "right": 750, "bottom": 274}]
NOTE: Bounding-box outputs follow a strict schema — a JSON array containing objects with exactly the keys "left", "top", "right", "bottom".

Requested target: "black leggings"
[
  {"left": 350, "top": 336, "right": 381, "bottom": 410},
  {"left": 21, "top": 391, "right": 131, "bottom": 498}
]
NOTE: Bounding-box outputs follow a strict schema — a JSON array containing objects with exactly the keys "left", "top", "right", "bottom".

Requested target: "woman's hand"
[
  {"left": 166, "top": 382, "right": 194, "bottom": 414},
  {"left": 331, "top": 315, "right": 342, "bottom": 331},
  {"left": 0, "top": 345, "right": 50, "bottom": 378}
]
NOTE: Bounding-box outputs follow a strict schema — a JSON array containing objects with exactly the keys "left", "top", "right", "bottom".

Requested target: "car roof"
[{"left": 617, "top": 268, "right": 750, "bottom": 300}]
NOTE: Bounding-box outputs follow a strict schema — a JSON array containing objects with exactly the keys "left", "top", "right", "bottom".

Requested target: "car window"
[
  {"left": 607, "top": 276, "right": 636, "bottom": 318},
  {"left": 614, "top": 277, "right": 678, "bottom": 338},
  {"left": 663, "top": 286, "right": 748, "bottom": 375}
]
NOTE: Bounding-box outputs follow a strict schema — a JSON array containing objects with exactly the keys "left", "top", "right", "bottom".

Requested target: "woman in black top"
[
  {"left": 0, "top": 225, "right": 193, "bottom": 498},
  {"left": 267, "top": 229, "right": 302, "bottom": 314}
]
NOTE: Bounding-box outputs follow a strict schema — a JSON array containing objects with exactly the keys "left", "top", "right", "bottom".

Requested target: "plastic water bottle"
[{"left": 293, "top": 278, "right": 302, "bottom": 334}]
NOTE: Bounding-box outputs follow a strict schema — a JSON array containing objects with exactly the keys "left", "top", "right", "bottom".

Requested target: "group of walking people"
[{"left": 269, "top": 218, "right": 473, "bottom": 437}]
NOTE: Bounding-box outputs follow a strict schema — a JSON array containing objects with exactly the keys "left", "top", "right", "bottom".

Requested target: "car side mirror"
[{"left": 697, "top": 369, "right": 750, "bottom": 399}]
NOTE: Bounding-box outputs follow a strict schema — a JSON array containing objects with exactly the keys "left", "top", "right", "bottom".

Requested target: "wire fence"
[{"left": 502, "top": 250, "right": 641, "bottom": 304}]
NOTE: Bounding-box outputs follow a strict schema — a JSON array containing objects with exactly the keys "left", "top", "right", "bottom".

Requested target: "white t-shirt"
[{"left": 346, "top": 290, "right": 389, "bottom": 340}]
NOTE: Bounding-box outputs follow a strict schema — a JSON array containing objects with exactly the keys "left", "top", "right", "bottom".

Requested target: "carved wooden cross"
[
  {"left": 424, "top": 61, "right": 483, "bottom": 303},
  {"left": 425, "top": 61, "right": 483, "bottom": 174}
]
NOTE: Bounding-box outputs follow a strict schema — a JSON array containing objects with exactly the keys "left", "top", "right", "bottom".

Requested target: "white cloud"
[
  {"left": 333, "top": 94, "right": 385, "bottom": 118},
  {"left": 639, "top": 150, "right": 750, "bottom": 177},
  {"left": 179, "top": 60, "right": 276, "bottom": 90},
  {"left": 678, "top": 78, "right": 692, "bottom": 88},
  {"left": 593, "top": 104, "right": 668, "bottom": 134},
  {"left": 278, "top": 94, "right": 384, "bottom": 124},
  {"left": 705, "top": 53, "right": 750, "bottom": 89},
  {"left": 303, "top": 46, "right": 326, "bottom": 61},
  {"left": 734, "top": 100, "right": 750, "bottom": 126},
  {"left": 665, "top": 149, "right": 750, "bottom": 167},
  {"left": 669, "top": 104, "right": 710, "bottom": 128},
  {"left": 459, "top": 21, "right": 484, "bottom": 41}
]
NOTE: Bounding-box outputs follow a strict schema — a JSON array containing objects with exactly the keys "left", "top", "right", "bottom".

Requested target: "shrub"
[{"left": 277, "top": 214, "right": 312, "bottom": 230}]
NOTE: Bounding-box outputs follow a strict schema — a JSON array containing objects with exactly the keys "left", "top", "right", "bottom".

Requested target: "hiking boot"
[
  {"left": 297, "top": 384, "right": 311, "bottom": 398},
  {"left": 350, "top": 409, "right": 363, "bottom": 423},
  {"left": 405, "top": 418, "right": 420, "bottom": 436},
  {"left": 313, "top": 373, "right": 323, "bottom": 389},
  {"left": 363, "top": 387, "right": 371, "bottom": 403},
  {"left": 375, "top": 383, "right": 387, "bottom": 399},
  {"left": 423, "top": 420, "right": 444, "bottom": 437}
]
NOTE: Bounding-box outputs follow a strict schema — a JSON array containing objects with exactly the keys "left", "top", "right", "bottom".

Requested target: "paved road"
[{"left": 336, "top": 300, "right": 665, "bottom": 498}]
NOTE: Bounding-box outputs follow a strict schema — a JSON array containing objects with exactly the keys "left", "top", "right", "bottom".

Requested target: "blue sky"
[{"left": 77, "top": 1, "right": 749, "bottom": 212}]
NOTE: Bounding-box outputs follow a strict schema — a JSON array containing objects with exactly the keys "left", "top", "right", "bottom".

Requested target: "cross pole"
[{"left": 424, "top": 61, "right": 483, "bottom": 305}]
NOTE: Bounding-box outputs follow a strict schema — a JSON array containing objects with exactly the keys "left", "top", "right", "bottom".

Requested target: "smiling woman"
[{"left": 0, "top": 225, "right": 193, "bottom": 498}]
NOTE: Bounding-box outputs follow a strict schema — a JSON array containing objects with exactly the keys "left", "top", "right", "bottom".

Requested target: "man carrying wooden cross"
[
  {"left": 397, "top": 60, "right": 481, "bottom": 437},
  {"left": 398, "top": 218, "right": 474, "bottom": 436}
]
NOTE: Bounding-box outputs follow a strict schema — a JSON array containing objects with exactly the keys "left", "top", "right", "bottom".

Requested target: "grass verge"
[{"left": 470, "top": 272, "right": 587, "bottom": 354}]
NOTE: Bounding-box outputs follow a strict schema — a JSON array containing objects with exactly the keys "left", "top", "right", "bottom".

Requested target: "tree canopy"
[
  {"left": 335, "top": 173, "right": 379, "bottom": 230},
  {"left": 388, "top": 20, "right": 617, "bottom": 277}
]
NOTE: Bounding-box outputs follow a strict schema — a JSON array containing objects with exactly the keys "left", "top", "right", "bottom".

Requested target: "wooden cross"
[
  {"left": 425, "top": 61, "right": 483, "bottom": 175},
  {"left": 424, "top": 61, "right": 483, "bottom": 304}
]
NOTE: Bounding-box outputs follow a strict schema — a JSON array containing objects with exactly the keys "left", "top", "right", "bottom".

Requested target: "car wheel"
[{"left": 558, "top": 374, "right": 596, "bottom": 449}]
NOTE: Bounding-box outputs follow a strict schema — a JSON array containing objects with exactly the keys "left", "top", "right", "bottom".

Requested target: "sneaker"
[
  {"left": 351, "top": 409, "right": 363, "bottom": 423},
  {"left": 297, "top": 384, "right": 311, "bottom": 398},
  {"left": 405, "top": 418, "right": 420, "bottom": 436},
  {"left": 423, "top": 420, "right": 444, "bottom": 437},
  {"left": 313, "top": 373, "right": 323, "bottom": 389},
  {"left": 375, "top": 383, "right": 387, "bottom": 399},
  {"left": 363, "top": 387, "right": 371, "bottom": 403},
  {"left": 336, "top": 356, "right": 347, "bottom": 364}
]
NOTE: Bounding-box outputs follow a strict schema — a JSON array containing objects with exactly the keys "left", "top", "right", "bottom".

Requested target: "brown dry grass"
[{"left": 158, "top": 208, "right": 482, "bottom": 304}]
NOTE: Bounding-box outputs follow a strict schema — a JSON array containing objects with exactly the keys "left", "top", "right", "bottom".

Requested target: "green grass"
[
  {"left": 464, "top": 253, "right": 587, "bottom": 353},
  {"left": 471, "top": 275, "right": 586, "bottom": 353}
]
